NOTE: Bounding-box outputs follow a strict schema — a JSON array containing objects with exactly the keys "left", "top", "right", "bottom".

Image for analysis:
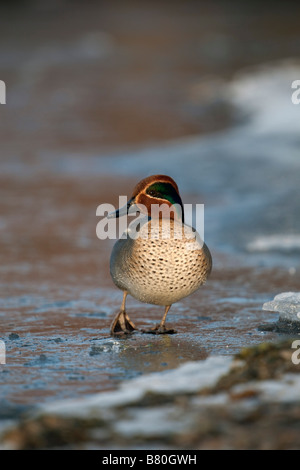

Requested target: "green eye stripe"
[
  {"left": 146, "top": 182, "right": 184, "bottom": 222},
  {"left": 146, "top": 182, "right": 181, "bottom": 206}
]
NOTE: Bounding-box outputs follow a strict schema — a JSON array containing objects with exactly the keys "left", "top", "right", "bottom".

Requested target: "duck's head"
[{"left": 108, "top": 175, "right": 184, "bottom": 222}]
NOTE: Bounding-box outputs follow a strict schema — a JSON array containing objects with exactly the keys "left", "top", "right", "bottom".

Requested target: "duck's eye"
[{"left": 148, "top": 190, "right": 157, "bottom": 197}]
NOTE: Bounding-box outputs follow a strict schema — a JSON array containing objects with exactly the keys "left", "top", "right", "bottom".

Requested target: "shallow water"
[{"left": 1, "top": 1, "right": 300, "bottom": 419}]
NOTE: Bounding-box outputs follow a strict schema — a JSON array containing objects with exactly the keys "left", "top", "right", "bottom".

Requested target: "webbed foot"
[
  {"left": 110, "top": 311, "right": 138, "bottom": 336},
  {"left": 141, "top": 324, "right": 177, "bottom": 335}
]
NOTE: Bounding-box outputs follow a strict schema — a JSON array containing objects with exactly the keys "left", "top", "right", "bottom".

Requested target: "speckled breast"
[{"left": 110, "top": 218, "right": 212, "bottom": 306}]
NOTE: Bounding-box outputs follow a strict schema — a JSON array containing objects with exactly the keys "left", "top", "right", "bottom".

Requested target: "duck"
[{"left": 107, "top": 174, "right": 212, "bottom": 336}]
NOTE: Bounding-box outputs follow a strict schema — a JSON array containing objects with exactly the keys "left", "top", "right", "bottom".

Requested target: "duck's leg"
[
  {"left": 110, "top": 291, "right": 138, "bottom": 336},
  {"left": 142, "top": 305, "right": 177, "bottom": 334}
]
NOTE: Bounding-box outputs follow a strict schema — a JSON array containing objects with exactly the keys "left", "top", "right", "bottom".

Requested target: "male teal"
[{"left": 108, "top": 175, "right": 212, "bottom": 335}]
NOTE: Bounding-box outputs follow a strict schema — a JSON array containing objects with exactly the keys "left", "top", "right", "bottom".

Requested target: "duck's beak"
[{"left": 107, "top": 197, "right": 135, "bottom": 219}]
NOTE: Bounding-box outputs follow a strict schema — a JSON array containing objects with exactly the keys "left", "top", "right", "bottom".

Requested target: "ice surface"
[
  {"left": 263, "top": 292, "right": 300, "bottom": 324},
  {"left": 230, "top": 374, "right": 300, "bottom": 404},
  {"left": 37, "top": 355, "right": 233, "bottom": 418},
  {"left": 247, "top": 235, "right": 300, "bottom": 253}
]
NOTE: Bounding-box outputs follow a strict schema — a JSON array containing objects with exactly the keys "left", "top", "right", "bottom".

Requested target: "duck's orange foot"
[
  {"left": 110, "top": 311, "right": 138, "bottom": 336},
  {"left": 141, "top": 324, "right": 177, "bottom": 335}
]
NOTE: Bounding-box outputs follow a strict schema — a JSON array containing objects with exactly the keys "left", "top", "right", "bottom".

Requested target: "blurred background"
[{"left": 1, "top": 0, "right": 300, "bottom": 417}]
